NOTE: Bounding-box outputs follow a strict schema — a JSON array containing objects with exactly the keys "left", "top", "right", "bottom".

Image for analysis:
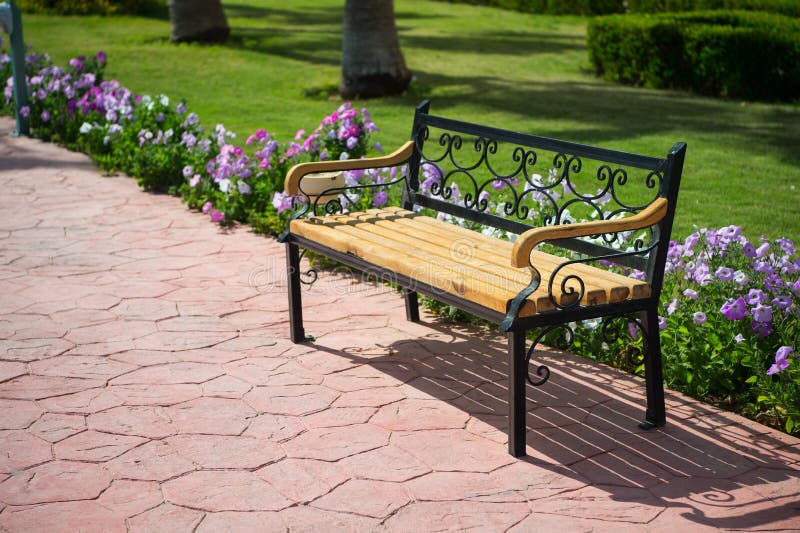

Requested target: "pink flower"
[
  {"left": 294, "top": 129, "right": 305, "bottom": 140},
  {"left": 189, "top": 174, "right": 200, "bottom": 187},
  {"left": 202, "top": 201, "right": 212, "bottom": 213},
  {"left": 209, "top": 210, "right": 225, "bottom": 223}
]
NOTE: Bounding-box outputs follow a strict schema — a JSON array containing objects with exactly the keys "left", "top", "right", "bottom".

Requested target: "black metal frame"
[{"left": 282, "top": 100, "right": 686, "bottom": 457}]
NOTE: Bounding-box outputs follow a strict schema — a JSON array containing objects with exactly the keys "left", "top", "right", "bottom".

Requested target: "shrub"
[
  {"left": 627, "top": 0, "right": 800, "bottom": 17},
  {"left": 587, "top": 10, "right": 800, "bottom": 101}
]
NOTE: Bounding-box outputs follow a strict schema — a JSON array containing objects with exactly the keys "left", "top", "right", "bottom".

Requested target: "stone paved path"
[{"left": 0, "top": 117, "right": 798, "bottom": 531}]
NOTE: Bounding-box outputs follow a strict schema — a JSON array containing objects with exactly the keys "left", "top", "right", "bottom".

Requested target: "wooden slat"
[
  {"left": 290, "top": 218, "right": 539, "bottom": 316},
  {"left": 373, "top": 208, "right": 649, "bottom": 300},
  {"left": 339, "top": 212, "right": 611, "bottom": 307}
]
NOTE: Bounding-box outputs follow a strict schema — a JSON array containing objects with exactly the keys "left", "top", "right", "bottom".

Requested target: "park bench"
[{"left": 279, "top": 101, "right": 686, "bottom": 457}]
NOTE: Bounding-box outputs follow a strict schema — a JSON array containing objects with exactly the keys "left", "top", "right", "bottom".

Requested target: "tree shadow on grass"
[
  {"left": 308, "top": 314, "right": 799, "bottom": 530},
  {"left": 409, "top": 70, "right": 800, "bottom": 164}
]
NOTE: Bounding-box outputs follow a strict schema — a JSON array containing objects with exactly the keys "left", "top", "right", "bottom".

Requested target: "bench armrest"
[
  {"left": 284, "top": 141, "right": 416, "bottom": 196},
  {"left": 510, "top": 198, "right": 669, "bottom": 268}
]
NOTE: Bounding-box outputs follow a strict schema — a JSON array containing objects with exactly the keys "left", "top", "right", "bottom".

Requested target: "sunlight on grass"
[{"left": 20, "top": 0, "right": 800, "bottom": 240}]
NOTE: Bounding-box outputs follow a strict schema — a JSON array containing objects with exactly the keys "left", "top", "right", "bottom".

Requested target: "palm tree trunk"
[
  {"left": 169, "top": 0, "right": 230, "bottom": 44},
  {"left": 340, "top": 0, "right": 411, "bottom": 98}
]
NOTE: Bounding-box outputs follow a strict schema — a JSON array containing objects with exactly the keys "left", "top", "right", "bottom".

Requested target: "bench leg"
[
  {"left": 507, "top": 329, "right": 527, "bottom": 457},
  {"left": 286, "top": 242, "right": 306, "bottom": 344},
  {"left": 403, "top": 288, "right": 419, "bottom": 322},
  {"left": 639, "top": 306, "right": 666, "bottom": 429}
]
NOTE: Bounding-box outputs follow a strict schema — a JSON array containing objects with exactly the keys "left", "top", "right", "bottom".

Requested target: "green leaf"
[
  {"left": 745, "top": 375, "right": 758, "bottom": 384},
  {"left": 787, "top": 418, "right": 795, "bottom": 434}
]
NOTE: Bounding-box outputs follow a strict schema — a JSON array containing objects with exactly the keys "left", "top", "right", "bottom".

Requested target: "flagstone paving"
[{"left": 0, "top": 117, "right": 799, "bottom": 531}]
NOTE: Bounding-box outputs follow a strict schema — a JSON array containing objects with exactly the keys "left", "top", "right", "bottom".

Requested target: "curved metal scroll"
[
  {"left": 600, "top": 315, "right": 646, "bottom": 368},
  {"left": 297, "top": 248, "right": 318, "bottom": 286},
  {"left": 525, "top": 324, "right": 575, "bottom": 386}
]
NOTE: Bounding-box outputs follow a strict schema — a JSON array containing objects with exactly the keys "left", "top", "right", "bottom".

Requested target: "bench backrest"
[{"left": 402, "top": 101, "right": 686, "bottom": 295}]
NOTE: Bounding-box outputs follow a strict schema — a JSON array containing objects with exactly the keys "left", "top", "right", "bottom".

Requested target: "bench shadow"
[{"left": 307, "top": 316, "right": 799, "bottom": 530}]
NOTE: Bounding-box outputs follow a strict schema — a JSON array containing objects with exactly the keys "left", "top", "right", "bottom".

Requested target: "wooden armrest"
[
  {"left": 284, "top": 141, "right": 415, "bottom": 196},
  {"left": 510, "top": 198, "right": 669, "bottom": 268}
]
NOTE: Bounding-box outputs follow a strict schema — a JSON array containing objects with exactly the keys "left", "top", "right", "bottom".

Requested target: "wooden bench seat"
[{"left": 291, "top": 207, "right": 651, "bottom": 318}]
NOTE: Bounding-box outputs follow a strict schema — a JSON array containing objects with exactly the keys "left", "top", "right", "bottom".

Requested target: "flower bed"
[{"left": 1, "top": 45, "right": 797, "bottom": 434}]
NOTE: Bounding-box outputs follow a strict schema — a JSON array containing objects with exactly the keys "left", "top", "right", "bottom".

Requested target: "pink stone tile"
[
  {"left": 29, "top": 355, "right": 137, "bottom": 380},
  {"left": 257, "top": 458, "right": 349, "bottom": 504},
  {"left": 0, "top": 361, "right": 27, "bottom": 382},
  {"left": 168, "top": 397, "right": 255, "bottom": 435},
  {"left": 88, "top": 405, "right": 178, "bottom": 438},
  {"left": 0, "top": 399, "right": 42, "bottom": 429},
  {"left": 0, "top": 430, "right": 52, "bottom": 473},
  {"left": 134, "top": 330, "right": 237, "bottom": 351},
  {"left": 0, "top": 460, "right": 112, "bottom": 505},
  {"left": 104, "top": 440, "right": 195, "bottom": 481},
  {"left": 167, "top": 286, "right": 258, "bottom": 303},
  {"left": 295, "top": 349, "right": 361, "bottom": 375},
  {"left": 332, "top": 386, "right": 406, "bottom": 408},
  {"left": 66, "top": 320, "right": 157, "bottom": 344},
  {"left": 510, "top": 513, "right": 649, "bottom": 533},
  {"left": 0, "top": 337, "right": 74, "bottom": 361},
  {"left": 163, "top": 471, "right": 292, "bottom": 512},
  {"left": 312, "top": 479, "right": 409, "bottom": 519},
  {"left": 49, "top": 308, "right": 117, "bottom": 329},
  {"left": 406, "top": 471, "right": 527, "bottom": 503},
  {"left": 282, "top": 424, "right": 389, "bottom": 461},
  {"left": 0, "top": 501, "right": 126, "bottom": 533},
  {"left": 279, "top": 505, "right": 380, "bottom": 532},
  {"left": 174, "top": 348, "right": 245, "bottom": 364},
  {"left": 371, "top": 398, "right": 470, "bottom": 431},
  {"left": 96, "top": 480, "right": 163, "bottom": 518},
  {"left": 196, "top": 511, "right": 285, "bottom": 532},
  {"left": 383, "top": 501, "right": 531, "bottom": 531},
  {"left": 77, "top": 293, "right": 122, "bottom": 310},
  {"left": 29, "top": 413, "right": 86, "bottom": 443},
  {"left": 212, "top": 333, "right": 282, "bottom": 354},
  {"left": 569, "top": 447, "right": 675, "bottom": 488},
  {"left": 302, "top": 406, "right": 376, "bottom": 428},
  {"left": 54, "top": 430, "right": 147, "bottom": 461},
  {"left": 533, "top": 484, "right": 664, "bottom": 523},
  {"left": 392, "top": 429, "right": 515, "bottom": 472},
  {"left": 244, "top": 413, "right": 306, "bottom": 442},
  {"left": 38, "top": 387, "right": 124, "bottom": 414},
  {"left": 110, "top": 362, "right": 223, "bottom": 385},
  {"left": 244, "top": 385, "right": 339, "bottom": 416},
  {"left": 339, "top": 444, "right": 431, "bottom": 482},
  {"left": 0, "top": 375, "right": 105, "bottom": 400},
  {"left": 202, "top": 375, "right": 252, "bottom": 398},
  {"left": 490, "top": 462, "right": 589, "bottom": 501},
  {"left": 109, "top": 349, "right": 180, "bottom": 366},
  {"left": 126, "top": 503, "right": 204, "bottom": 532},
  {"left": 322, "top": 362, "right": 417, "bottom": 392},
  {"left": 109, "top": 383, "right": 202, "bottom": 405},
  {"left": 166, "top": 435, "right": 284, "bottom": 469},
  {"left": 111, "top": 298, "right": 177, "bottom": 321},
  {"left": 223, "top": 357, "right": 290, "bottom": 384}
]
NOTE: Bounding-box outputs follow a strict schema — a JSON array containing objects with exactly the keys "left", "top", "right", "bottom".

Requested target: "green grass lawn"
[{"left": 19, "top": 0, "right": 800, "bottom": 241}]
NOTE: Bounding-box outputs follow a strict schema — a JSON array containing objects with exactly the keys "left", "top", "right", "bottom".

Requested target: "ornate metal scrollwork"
[
  {"left": 524, "top": 324, "right": 575, "bottom": 386},
  {"left": 297, "top": 248, "right": 318, "bottom": 286},
  {"left": 416, "top": 129, "right": 666, "bottom": 234},
  {"left": 600, "top": 315, "right": 647, "bottom": 368}
]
